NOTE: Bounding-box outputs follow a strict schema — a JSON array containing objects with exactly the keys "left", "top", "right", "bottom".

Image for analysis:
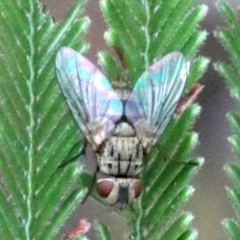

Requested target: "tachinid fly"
[{"left": 55, "top": 47, "right": 189, "bottom": 209}]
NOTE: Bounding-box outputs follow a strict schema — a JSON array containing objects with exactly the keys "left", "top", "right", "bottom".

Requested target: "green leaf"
[
  {"left": 130, "top": 107, "right": 204, "bottom": 240},
  {"left": 214, "top": 2, "right": 240, "bottom": 239},
  {"left": 0, "top": 0, "right": 89, "bottom": 239},
  {"left": 94, "top": 0, "right": 208, "bottom": 239},
  {"left": 95, "top": 222, "right": 113, "bottom": 240},
  {"left": 223, "top": 219, "right": 240, "bottom": 240},
  {"left": 100, "top": 0, "right": 208, "bottom": 84}
]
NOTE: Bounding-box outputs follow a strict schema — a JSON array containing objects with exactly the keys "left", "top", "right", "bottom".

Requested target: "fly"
[{"left": 55, "top": 47, "right": 189, "bottom": 209}]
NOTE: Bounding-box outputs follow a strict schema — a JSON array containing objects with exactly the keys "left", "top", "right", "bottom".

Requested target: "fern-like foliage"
[
  {"left": 214, "top": 2, "right": 240, "bottom": 239},
  {"left": 0, "top": 0, "right": 89, "bottom": 239},
  {"left": 95, "top": 0, "right": 209, "bottom": 239}
]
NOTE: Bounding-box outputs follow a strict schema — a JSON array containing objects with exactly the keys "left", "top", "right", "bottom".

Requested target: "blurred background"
[{"left": 43, "top": 0, "right": 240, "bottom": 239}]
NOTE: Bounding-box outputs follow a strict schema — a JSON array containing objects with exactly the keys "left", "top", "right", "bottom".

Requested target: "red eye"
[
  {"left": 96, "top": 180, "right": 114, "bottom": 198},
  {"left": 133, "top": 181, "right": 142, "bottom": 198}
]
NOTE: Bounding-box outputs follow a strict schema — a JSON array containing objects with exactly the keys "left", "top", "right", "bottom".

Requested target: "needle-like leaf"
[
  {"left": 215, "top": 2, "right": 240, "bottom": 239},
  {"left": 95, "top": 0, "right": 208, "bottom": 239},
  {"left": 0, "top": 0, "right": 89, "bottom": 239}
]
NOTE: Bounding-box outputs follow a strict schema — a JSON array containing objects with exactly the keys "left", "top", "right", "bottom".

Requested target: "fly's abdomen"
[{"left": 98, "top": 134, "right": 143, "bottom": 177}]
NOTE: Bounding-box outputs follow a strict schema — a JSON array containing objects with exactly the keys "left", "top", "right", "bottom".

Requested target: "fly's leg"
[
  {"left": 76, "top": 146, "right": 99, "bottom": 204},
  {"left": 59, "top": 142, "right": 98, "bottom": 175},
  {"left": 59, "top": 142, "right": 98, "bottom": 204},
  {"left": 175, "top": 83, "right": 203, "bottom": 115},
  {"left": 167, "top": 83, "right": 203, "bottom": 166},
  {"left": 59, "top": 141, "right": 86, "bottom": 168},
  {"left": 154, "top": 143, "right": 200, "bottom": 167}
]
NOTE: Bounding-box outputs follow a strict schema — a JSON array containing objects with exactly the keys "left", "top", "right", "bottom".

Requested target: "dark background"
[{"left": 44, "top": 0, "right": 239, "bottom": 239}]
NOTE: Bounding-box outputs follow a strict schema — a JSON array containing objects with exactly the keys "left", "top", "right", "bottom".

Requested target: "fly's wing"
[
  {"left": 55, "top": 47, "right": 123, "bottom": 150},
  {"left": 125, "top": 52, "right": 189, "bottom": 151}
]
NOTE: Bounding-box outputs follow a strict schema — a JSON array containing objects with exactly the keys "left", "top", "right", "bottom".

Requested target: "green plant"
[
  {"left": 0, "top": 1, "right": 89, "bottom": 239},
  {"left": 0, "top": 0, "right": 208, "bottom": 239},
  {"left": 215, "top": 2, "right": 240, "bottom": 240},
  {"left": 96, "top": 0, "right": 208, "bottom": 239}
]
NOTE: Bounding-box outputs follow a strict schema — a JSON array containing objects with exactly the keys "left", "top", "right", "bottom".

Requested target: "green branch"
[
  {"left": 96, "top": 0, "right": 208, "bottom": 239},
  {"left": 0, "top": 0, "right": 89, "bottom": 239},
  {"left": 0, "top": 0, "right": 209, "bottom": 239},
  {"left": 215, "top": 2, "right": 240, "bottom": 240}
]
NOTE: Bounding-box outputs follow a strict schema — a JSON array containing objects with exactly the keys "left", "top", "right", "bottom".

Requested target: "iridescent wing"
[
  {"left": 125, "top": 52, "right": 189, "bottom": 151},
  {"left": 55, "top": 47, "right": 123, "bottom": 150}
]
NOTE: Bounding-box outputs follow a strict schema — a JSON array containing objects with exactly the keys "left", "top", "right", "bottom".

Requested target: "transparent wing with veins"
[
  {"left": 55, "top": 47, "right": 123, "bottom": 150},
  {"left": 125, "top": 52, "right": 189, "bottom": 151}
]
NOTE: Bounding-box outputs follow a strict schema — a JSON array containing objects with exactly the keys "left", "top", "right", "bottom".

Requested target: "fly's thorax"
[
  {"left": 96, "top": 177, "right": 142, "bottom": 209},
  {"left": 111, "top": 81, "right": 130, "bottom": 101},
  {"left": 97, "top": 122, "right": 143, "bottom": 177}
]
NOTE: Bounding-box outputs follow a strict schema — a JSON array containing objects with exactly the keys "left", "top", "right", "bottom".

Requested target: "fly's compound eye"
[{"left": 96, "top": 179, "right": 115, "bottom": 198}]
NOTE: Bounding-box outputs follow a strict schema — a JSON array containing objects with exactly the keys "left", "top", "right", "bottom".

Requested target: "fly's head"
[{"left": 96, "top": 177, "right": 142, "bottom": 209}]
